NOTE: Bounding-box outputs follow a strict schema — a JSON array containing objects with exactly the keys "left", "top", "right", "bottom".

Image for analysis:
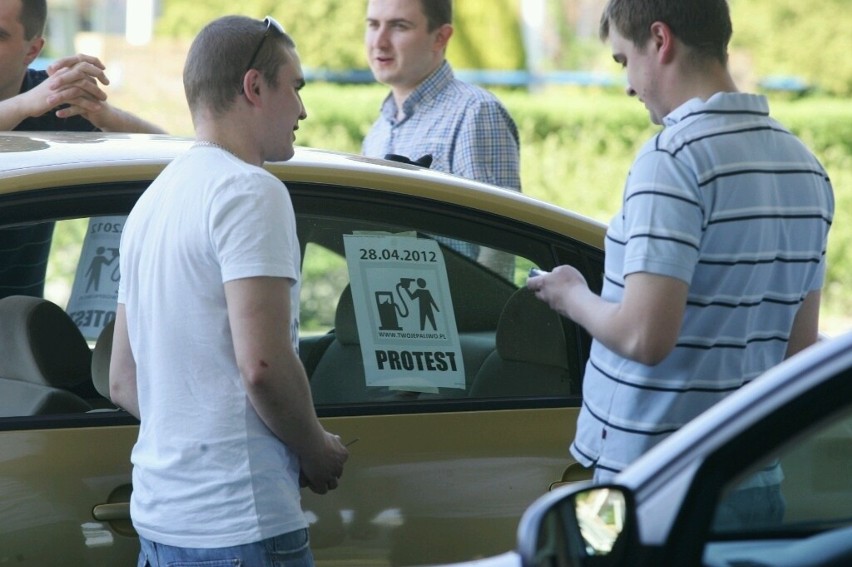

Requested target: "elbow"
[
  {"left": 624, "top": 333, "right": 676, "bottom": 366},
  {"left": 109, "top": 376, "right": 130, "bottom": 407},
  {"left": 240, "top": 360, "right": 275, "bottom": 391},
  {"left": 631, "top": 348, "right": 670, "bottom": 367}
]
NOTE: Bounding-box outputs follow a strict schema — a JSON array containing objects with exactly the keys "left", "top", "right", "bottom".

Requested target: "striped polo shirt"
[{"left": 571, "top": 92, "right": 835, "bottom": 479}]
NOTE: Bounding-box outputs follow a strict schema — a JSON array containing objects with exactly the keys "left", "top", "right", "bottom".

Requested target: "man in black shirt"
[{"left": 1, "top": 0, "right": 164, "bottom": 299}]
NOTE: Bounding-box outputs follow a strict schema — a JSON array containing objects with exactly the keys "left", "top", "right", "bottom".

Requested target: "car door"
[
  {"left": 289, "top": 184, "right": 602, "bottom": 564},
  {"left": 0, "top": 175, "right": 603, "bottom": 566},
  {"left": 0, "top": 181, "right": 145, "bottom": 565}
]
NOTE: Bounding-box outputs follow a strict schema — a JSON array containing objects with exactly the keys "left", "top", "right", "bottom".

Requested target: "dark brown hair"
[{"left": 600, "top": 0, "right": 732, "bottom": 64}]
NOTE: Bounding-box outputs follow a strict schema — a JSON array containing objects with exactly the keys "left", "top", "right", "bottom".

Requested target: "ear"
[
  {"left": 24, "top": 37, "right": 45, "bottom": 66},
  {"left": 649, "top": 21, "right": 676, "bottom": 64},
  {"left": 241, "top": 69, "right": 263, "bottom": 104},
  {"left": 433, "top": 23, "right": 453, "bottom": 53}
]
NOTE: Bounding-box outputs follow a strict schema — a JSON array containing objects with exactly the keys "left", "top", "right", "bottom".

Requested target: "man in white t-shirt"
[{"left": 109, "top": 15, "right": 349, "bottom": 566}]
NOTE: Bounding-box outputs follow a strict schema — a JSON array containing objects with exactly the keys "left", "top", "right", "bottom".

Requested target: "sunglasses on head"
[{"left": 241, "top": 16, "right": 286, "bottom": 93}]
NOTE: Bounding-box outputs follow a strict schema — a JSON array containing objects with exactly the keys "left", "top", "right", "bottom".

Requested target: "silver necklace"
[{"left": 194, "top": 140, "right": 236, "bottom": 156}]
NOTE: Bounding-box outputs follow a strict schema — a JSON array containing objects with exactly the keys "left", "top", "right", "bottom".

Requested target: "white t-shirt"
[{"left": 118, "top": 146, "right": 304, "bottom": 547}]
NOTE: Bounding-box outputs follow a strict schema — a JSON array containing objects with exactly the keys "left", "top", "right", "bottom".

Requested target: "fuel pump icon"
[{"left": 375, "top": 278, "right": 414, "bottom": 330}]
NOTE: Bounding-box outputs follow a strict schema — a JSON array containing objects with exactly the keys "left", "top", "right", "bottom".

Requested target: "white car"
[{"left": 445, "top": 330, "right": 852, "bottom": 567}]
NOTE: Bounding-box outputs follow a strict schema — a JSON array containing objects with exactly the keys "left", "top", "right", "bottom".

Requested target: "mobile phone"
[{"left": 528, "top": 268, "right": 548, "bottom": 278}]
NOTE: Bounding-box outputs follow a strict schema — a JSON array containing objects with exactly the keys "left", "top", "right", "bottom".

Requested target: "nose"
[
  {"left": 626, "top": 84, "right": 637, "bottom": 97},
  {"left": 369, "top": 24, "right": 391, "bottom": 49}
]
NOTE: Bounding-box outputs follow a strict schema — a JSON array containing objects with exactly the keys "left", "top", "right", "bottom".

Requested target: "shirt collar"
[
  {"left": 663, "top": 92, "right": 769, "bottom": 127},
  {"left": 380, "top": 60, "right": 454, "bottom": 123}
]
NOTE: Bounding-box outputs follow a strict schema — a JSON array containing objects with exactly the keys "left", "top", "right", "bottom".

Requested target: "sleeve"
[
  {"left": 621, "top": 150, "right": 704, "bottom": 284},
  {"left": 209, "top": 172, "right": 300, "bottom": 284},
  {"left": 454, "top": 99, "right": 521, "bottom": 192}
]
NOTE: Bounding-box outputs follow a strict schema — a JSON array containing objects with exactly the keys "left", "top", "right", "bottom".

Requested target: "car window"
[
  {"left": 50, "top": 216, "right": 124, "bottom": 342},
  {"left": 712, "top": 406, "right": 852, "bottom": 534},
  {"left": 1, "top": 181, "right": 601, "bottom": 421},
  {"left": 0, "top": 214, "right": 122, "bottom": 418},
  {"left": 293, "top": 185, "right": 590, "bottom": 411}
]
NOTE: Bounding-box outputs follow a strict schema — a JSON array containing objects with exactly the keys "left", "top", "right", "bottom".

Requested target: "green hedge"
[
  {"left": 299, "top": 83, "right": 852, "bottom": 324},
  {"left": 153, "top": 0, "right": 852, "bottom": 97}
]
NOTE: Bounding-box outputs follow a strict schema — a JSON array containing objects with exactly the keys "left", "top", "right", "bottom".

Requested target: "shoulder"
[
  {"left": 164, "top": 150, "right": 282, "bottom": 195},
  {"left": 446, "top": 79, "right": 504, "bottom": 107},
  {"left": 445, "top": 81, "right": 515, "bottom": 125}
]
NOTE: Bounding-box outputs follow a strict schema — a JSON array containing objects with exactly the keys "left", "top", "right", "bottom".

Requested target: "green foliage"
[
  {"left": 155, "top": 0, "right": 367, "bottom": 68},
  {"left": 155, "top": 0, "right": 525, "bottom": 72},
  {"left": 447, "top": 0, "right": 526, "bottom": 70},
  {"left": 730, "top": 0, "right": 852, "bottom": 96},
  {"left": 296, "top": 83, "right": 852, "bottom": 325},
  {"left": 153, "top": 0, "right": 852, "bottom": 96}
]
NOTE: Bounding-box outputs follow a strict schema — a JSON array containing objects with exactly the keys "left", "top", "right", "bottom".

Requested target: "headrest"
[
  {"left": 496, "top": 288, "right": 568, "bottom": 368},
  {"left": 334, "top": 286, "right": 360, "bottom": 345},
  {"left": 91, "top": 319, "right": 115, "bottom": 400},
  {"left": 0, "top": 295, "right": 92, "bottom": 388}
]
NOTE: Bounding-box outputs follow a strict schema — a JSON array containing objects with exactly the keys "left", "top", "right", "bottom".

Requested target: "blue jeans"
[{"left": 137, "top": 529, "right": 314, "bottom": 567}]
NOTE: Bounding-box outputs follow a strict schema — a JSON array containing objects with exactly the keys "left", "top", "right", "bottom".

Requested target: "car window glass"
[
  {"left": 0, "top": 215, "right": 119, "bottom": 419},
  {"left": 45, "top": 217, "right": 88, "bottom": 308},
  {"left": 712, "top": 406, "right": 852, "bottom": 534},
  {"left": 1, "top": 188, "right": 595, "bottom": 420},
  {"left": 295, "top": 197, "right": 582, "bottom": 409},
  {"left": 45, "top": 216, "right": 122, "bottom": 342}
]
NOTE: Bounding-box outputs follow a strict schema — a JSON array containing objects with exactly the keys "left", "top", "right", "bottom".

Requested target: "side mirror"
[{"left": 517, "top": 483, "right": 635, "bottom": 567}]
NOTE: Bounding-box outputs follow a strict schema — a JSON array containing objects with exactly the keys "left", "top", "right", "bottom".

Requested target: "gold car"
[{"left": 0, "top": 131, "right": 605, "bottom": 566}]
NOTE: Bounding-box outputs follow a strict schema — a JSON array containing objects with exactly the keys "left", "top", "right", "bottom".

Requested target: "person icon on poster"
[
  {"left": 375, "top": 276, "right": 442, "bottom": 332},
  {"left": 85, "top": 246, "right": 119, "bottom": 292},
  {"left": 406, "top": 277, "right": 439, "bottom": 331}
]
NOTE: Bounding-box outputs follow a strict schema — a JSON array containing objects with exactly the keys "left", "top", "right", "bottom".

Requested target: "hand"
[
  {"left": 299, "top": 431, "right": 349, "bottom": 495},
  {"left": 526, "top": 264, "right": 589, "bottom": 318},
  {"left": 43, "top": 54, "right": 111, "bottom": 119}
]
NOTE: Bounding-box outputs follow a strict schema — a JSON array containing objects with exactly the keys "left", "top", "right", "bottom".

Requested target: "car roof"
[{"left": 0, "top": 131, "right": 605, "bottom": 248}]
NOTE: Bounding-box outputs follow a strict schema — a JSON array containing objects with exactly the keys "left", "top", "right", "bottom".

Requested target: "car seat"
[
  {"left": 309, "top": 285, "right": 368, "bottom": 404},
  {"left": 0, "top": 295, "right": 92, "bottom": 416},
  {"left": 468, "top": 288, "right": 574, "bottom": 398}
]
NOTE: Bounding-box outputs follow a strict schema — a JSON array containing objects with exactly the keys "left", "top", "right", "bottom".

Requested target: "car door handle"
[
  {"left": 549, "top": 461, "right": 593, "bottom": 491},
  {"left": 92, "top": 502, "right": 130, "bottom": 521}
]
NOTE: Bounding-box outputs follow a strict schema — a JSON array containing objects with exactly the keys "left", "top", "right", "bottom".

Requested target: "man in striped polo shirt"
[{"left": 528, "top": 0, "right": 834, "bottom": 525}]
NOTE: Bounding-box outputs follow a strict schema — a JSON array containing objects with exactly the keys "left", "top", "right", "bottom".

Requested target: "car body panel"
[
  {"left": 0, "top": 132, "right": 605, "bottom": 249},
  {"left": 0, "top": 419, "right": 139, "bottom": 565}
]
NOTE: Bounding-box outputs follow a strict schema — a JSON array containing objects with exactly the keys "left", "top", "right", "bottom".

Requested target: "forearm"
[
  {"left": 241, "top": 352, "right": 326, "bottom": 457},
  {"left": 559, "top": 285, "right": 655, "bottom": 363},
  {"left": 111, "top": 373, "right": 140, "bottom": 418},
  {"left": 226, "top": 277, "right": 327, "bottom": 458},
  {"left": 108, "top": 305, "right": 140, "bottom": 418},
  {"left": 531, "top": 269, "right": 686, "bottom": 365},
  {"left": 574, "top": 280, "right": 686, "bottom": 365},
  {"left": 0, "top": 95, "right": 36, "bottom": 130},
  {"left": 87, "top": 104, "right": 166, "bottom": 134}
]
